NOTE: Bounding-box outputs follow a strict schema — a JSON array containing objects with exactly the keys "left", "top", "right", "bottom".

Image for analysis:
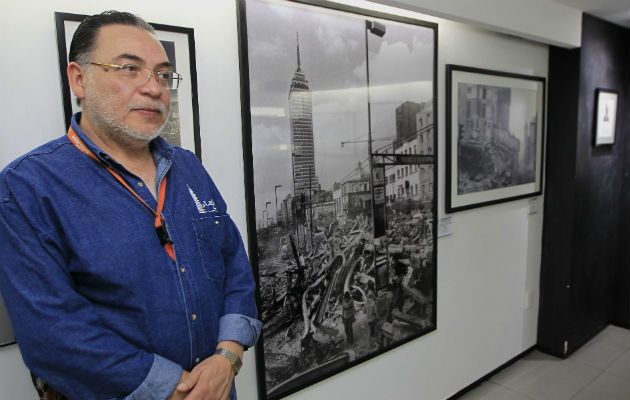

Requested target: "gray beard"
[
  {"left": 82, "top": 76, "right": 169, "bottom": 145},
  {"left": 84, "top": 99, "right": 169, "bottom": 145}
]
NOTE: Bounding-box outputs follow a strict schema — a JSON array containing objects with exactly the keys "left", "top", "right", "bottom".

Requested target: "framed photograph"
[
  {"left": 445, "top": 64, "right": 545, "bottom": 213},
  {"left": 54, "top": 12, "right": 201, "bottom": 158},
  {"left": 237, "top": 0, "right": 437, "bottom": 398},
  {"left": 594, "top": 88, "right": 617, "bottom": 146}
]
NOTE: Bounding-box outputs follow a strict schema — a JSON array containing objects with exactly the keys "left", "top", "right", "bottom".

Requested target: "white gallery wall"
[{"left": 0, "top": 1, "right": 550, "bottom": 399}]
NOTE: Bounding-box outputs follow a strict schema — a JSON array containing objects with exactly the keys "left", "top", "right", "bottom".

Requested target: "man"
[
  {"left": 341, "top": 291, "right": 355, "bottom": 345},
  {"left": 0, "top": 11, "right": 261, "bottom": 400}
]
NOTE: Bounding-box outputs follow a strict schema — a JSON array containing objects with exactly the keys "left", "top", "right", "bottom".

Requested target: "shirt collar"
[{"left": 70, "top": 112, "right": 175, "bottom": 169}]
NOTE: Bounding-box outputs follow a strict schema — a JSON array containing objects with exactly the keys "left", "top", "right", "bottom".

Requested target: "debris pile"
[{"left": 258, "top": 210, "right": 434, "bottom": 391}]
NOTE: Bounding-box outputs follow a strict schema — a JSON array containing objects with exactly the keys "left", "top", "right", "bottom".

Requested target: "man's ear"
[{"left": 67, "top": 61, "right": 87, "bottom": 102}]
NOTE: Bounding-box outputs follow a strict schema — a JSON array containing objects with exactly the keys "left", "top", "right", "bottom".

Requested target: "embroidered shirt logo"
[{"left": 188, "top": 186, "right": 217, "bottom": 214}]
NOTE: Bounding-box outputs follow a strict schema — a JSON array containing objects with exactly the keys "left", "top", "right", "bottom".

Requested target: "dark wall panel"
[
  {"left": 576, "top": 14, "right": 630, "bottom": 335},
  {"left": 612, "top": 23, "right": 630, "bottom": 328},
  {"left": 538, "top": 46, "right": 580, "bottom": 356},
  {"left": 539, "top": 14, "right": 629, "bottom": 355}
]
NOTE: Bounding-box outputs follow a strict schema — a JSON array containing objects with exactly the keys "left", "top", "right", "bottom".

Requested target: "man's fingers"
[
  {"left": 177, "top": 369, "right": 200, "bottom": 392},
  {"left": 184, "top": 375, "right": 232, "bottom": 400},
  {"left": 182, "top": 356, "right": 234, "bottom": 400}
]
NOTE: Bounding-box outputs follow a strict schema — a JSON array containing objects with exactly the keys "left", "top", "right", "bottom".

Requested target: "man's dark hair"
[{"left": 68, "top": 10, "right": 155, "bottom": 65}]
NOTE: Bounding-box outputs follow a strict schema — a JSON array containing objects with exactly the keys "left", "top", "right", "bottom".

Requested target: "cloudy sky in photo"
[{"left": 245, "top": 0, "right": 435, "bottom": 223}]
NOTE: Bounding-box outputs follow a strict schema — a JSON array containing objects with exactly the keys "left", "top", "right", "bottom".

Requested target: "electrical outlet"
[{"left": 524, "top": 290, "right": 534, "bottom": 309}]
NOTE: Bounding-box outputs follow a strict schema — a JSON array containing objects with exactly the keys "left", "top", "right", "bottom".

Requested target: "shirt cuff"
[
  {"left": 123, "top": 354, "right": 182, "bottom": 400},
  {"left": 217, "top": 313, "right": 262, "bottom": 348}
]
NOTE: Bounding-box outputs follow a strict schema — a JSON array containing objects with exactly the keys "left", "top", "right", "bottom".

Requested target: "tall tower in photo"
[{"left": 289, "top": 33, "right": 320, "bottom": 199}]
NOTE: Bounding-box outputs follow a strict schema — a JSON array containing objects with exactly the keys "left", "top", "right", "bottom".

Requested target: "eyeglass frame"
[{"left": 88, "top": 62, "right": 183, "bottom": 90}]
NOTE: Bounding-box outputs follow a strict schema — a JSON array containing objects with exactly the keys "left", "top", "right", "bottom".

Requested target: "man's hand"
[
  {"left": 167, "top": 371, "right": 190, "bottom": 400},
  {"left": 169, "top": 341, "right": 243, "bottom": 400}
]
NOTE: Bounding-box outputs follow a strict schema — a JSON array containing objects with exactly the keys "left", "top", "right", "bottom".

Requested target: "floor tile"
[
  {"left": 601, "top": 325, "right": 630, "bottom": 352},
  {"left": 606, "top": 349, "right": 630, "bottom": 381},
  {"left": 493, "top": 355, "right": 600, "bottom": 400},
  {"left": 570, "top": 332, "right": 626, "bottom": 370},
  {"left": 458, "top": 381, "right": 533, "bottom": 400},
  {"left": 490, "top": 351, "right": 559, "bottom": 388},
  {"left": 454, "top": 326, "right": 629, "bottom": 400},
  {"left": 571, "top": 372, "right": 630, "bottom": 400}
]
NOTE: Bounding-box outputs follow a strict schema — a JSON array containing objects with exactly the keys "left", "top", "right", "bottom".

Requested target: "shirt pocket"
[{"left": 192, "top": 215, "right": 228, "bottom": 284}]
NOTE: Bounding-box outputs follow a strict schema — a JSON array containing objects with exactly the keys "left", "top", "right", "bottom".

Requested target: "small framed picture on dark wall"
[{"left": 594, "top": 88, "right": 618, "bottom": 146}]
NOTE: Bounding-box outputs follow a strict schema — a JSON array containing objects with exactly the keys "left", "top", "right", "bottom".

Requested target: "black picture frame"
[
  {"left": 445, "top": 64, "right": 546, "bottom": 213},
  {"left": 593, "top": 88, "right": 618, "bottom": 146},
  {"left": 54, "top": 12, "right": 201, "bottom": 158},
  {"left": 237, "top": 1, "right": 438, "bottom": 399}
]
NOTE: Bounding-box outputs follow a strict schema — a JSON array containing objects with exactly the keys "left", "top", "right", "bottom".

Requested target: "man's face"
[{"left": 81, "top": 24, "right": 171, "bottom": 142}]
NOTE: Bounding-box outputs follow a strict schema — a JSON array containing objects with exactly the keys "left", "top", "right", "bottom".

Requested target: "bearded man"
[{"left": 0, "top": 11, "right": 261, "bottom": 400}]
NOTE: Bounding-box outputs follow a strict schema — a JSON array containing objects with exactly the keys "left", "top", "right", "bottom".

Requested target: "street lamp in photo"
[{"left": 364, "top": 19, "right": 386, "bottom": 238}]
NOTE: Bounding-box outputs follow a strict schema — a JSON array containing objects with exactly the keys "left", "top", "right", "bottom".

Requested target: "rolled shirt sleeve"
[
  {"left": 217, "top": 314, "right": 263, "bottom": 348},
  {"left": 124, "top": 355, "right": 182, "bottom": 400}
]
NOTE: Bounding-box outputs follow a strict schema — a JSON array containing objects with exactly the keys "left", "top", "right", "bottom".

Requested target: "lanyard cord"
[{"left": 68, "top": 127, "right": 176, "bottom": 261}]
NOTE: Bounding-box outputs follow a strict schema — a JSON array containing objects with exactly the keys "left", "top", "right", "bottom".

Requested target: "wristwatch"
[{"left": 215, "top": 348, "right": 243, "bottom": 375}]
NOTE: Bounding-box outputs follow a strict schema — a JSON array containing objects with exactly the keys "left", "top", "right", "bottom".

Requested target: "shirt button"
[
  {"left": 191, "top": 314, "right": 197, "bottom": 321},
  {"left": 215, "top": 220, "right": 220, "bottom": 226},
  {"left": 180, "top": 267, "right": 186, "bottom": 273},
  {"left": 195, "top": 358, "right": 201, "bottom": 363},
  {"left": 137, "top": 182, "right": 144, "bottom": 187}
]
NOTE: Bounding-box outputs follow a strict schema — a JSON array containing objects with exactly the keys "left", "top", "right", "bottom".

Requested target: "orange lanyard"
[{"left": 68, "top": 127, "right": 176, "bottom": 261}]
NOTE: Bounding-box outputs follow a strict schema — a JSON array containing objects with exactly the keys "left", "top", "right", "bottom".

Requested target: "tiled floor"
[{"left": 459, "top": 325, "right": 630, "bottom": 400}]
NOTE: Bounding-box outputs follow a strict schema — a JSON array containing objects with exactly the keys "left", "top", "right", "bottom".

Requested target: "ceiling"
[{"left": 551, "top": 0, "right": 630, "bottom": 28}]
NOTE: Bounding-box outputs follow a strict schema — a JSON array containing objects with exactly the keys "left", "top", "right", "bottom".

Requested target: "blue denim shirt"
[{"left": 0, "top": 113, "right": 262, "bottom": 399}]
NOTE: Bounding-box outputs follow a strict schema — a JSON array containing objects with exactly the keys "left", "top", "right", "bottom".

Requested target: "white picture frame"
[{"left": 594, "top": 88, "right": 618, "bottom": 146}]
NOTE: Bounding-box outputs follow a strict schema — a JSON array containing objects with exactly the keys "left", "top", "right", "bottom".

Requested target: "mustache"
[{"left": 129, "top": 102, "right": 168, "bottom": 114}]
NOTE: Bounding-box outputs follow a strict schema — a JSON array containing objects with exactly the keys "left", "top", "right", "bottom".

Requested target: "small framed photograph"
[
  {"left": 54, "top": 12, "right": 201, "bottom": 158},
  {"left": 594, "top": 88, "right": 618, "bottom": 146},
  {"left": 445, "top": 64, "right": 546, "bottom": 213}
]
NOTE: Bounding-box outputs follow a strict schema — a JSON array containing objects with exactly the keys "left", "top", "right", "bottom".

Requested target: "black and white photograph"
[
  {"left": 238, "top": 1, "right": 437, "bottom": 398},
  {"left": 446, "top": 65, "right": 545, "bottom": 213},
  {"left": 55, "top": 12, "right": 201, "bottom": 157},
  {"left": 594, "top": 88, "right": 618, "bottom": 146}
]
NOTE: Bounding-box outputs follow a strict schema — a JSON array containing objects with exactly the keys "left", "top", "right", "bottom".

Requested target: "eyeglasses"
[{"left": 89, "top": 62, "right": 183, "bottom": 90}]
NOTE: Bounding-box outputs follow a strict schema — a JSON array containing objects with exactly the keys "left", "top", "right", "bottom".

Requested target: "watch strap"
[{"left": 215, "top": 348, "right": 243, "bottom": 375}]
